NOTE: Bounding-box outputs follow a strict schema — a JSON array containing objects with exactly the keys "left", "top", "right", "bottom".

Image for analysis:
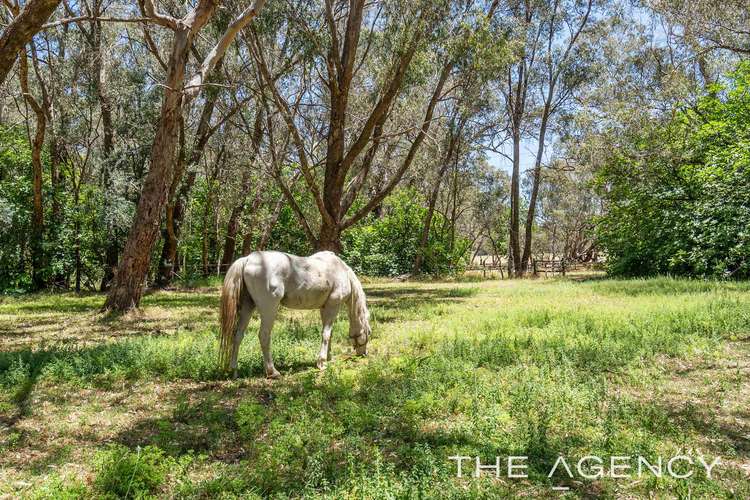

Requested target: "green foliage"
[
  {"left": 264, "top": 203, "right": 314, "bottom": 256},
  {"left": 93, "top": 445, "right": 176, "bottom": 499},
  {"left": 0, "top": 125, "right": 135, "bottom": 293},
  {"left": 343, "top": 189, "right": 468, "bottom": 276},
  {"left": 0, "top": 126, "right": 35, "bottom": 291},
  {"left": 595, "top": 63, "right": 750, "bottom": 278}
]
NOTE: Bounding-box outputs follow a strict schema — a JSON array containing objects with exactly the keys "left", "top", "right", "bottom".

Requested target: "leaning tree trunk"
[
  {"left": 0, "top": 0, "right": 62, "bottom": 85},
  {"left": 257, "top": 193, "right": 285, "bottom": 251},
  {"left": 103, "top": 27, "right": 192, "bottom": 311},
  {"left": 156, "top": 81, "right": 220, "bottom": 286},
  {"left": 412, "top": 132, "right": 457, "bottom": 275},
  {"left": 94, "top": 18, "right": 119, "bottom": 291},
  {"left": 103, "top": 0, "right": 264, "bottom": 309},
  {"left": 157, "top": 170, "right": 194, "bottom": 285},
  {"left": 220, "top": 185, "right": 249, "bottom": 272},
  {"left": 520, "top": 102, "right": 551, "bottom": 273},
  {"left": 219, "top": 109, "right": 263, "bottom": 271},
  {"left": 19, "top": 51, "right": 47, "bottom": 290}
]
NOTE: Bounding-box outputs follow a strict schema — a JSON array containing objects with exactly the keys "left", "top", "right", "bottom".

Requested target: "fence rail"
[{"left": 467, "top": 259, "right": 596, "bottom": 278}]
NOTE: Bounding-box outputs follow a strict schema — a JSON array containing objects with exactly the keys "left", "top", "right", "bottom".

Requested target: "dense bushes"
[
  {"left": 595, "top": 63, "right": 750, "bottom": 278},
  {"left": 0, "top": 127, "right": 34, "bottom": 290},
  {"left": 0, "top": 126, "right": 135, "bottom": 293},
  {"left": 342, "top": 189, "right": 468, "bottom": 276}
]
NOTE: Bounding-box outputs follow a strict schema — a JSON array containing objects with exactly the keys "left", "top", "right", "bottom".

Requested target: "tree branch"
[
  {"left": 343, "top": 61, "right": 451, "bottom": 229},
  {"left": 183, "top": 0, "right": 266, "bottom": 103},
  {"left": 42, "top": 16, "right": 152, "bottom": 28}
]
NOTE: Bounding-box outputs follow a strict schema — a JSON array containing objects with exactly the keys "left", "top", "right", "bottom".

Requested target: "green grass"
[{"left": 1, "top": 276, "right": 749, "bottom": 498}]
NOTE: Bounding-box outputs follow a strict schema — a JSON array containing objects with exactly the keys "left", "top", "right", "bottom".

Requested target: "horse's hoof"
[
  {"left": 266, "top": 369, "right": 281, "bottom": 379},
  {"left": 317, "top": 358, "right": 327, "bottom": 370}
]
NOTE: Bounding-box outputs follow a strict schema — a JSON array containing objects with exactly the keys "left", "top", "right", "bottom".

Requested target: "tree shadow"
[
  {"left": 585, "top": 278, "right": 750, "bottom": 297},
  {"left": 365, "top": 286, "right": 477, "bottom": 323}
]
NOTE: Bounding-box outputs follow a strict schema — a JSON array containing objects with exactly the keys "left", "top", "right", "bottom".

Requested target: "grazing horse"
[{"left": 219, "top": 251, "right": 371, "bottom": 378}]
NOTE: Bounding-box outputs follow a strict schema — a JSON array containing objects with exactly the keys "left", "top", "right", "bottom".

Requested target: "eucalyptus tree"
[
  {"left": 494, "top": 0, "right": 600, "bottom": 276},
  {"left": 412, "top": 81, "right": 502, "bottom": 274},
  {"left": 648, "top": 0, "right": 750, "bottom": 58},
  {"left": 519, "top": 0, "right": 599, "bottom": 272},
  {"left": 17, "top": 44, "right": 46, "bottom": 289},
  {"left": 104, "top": 0, "right": 266, "bottom": 311},
  {"left": 249, "top": 0, "right": 497, "bottom": 253},
  {"left": 155, "top": 65, "right": 252, "bottom": 286},
  {"left": 0, "top": 0, "right": 62, "bottom": 85}
]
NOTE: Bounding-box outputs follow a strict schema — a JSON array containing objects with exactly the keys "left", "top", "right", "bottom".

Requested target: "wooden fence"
[{"left": 467, "top": 259, "right": 593, "bottom": 278}]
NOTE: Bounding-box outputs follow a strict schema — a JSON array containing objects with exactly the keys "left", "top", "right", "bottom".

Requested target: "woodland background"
[{"left": 0, "top": 0, "right": 749, "bottom": 302}]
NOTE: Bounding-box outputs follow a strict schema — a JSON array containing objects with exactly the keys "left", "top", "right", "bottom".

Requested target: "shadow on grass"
[
  {"left": 586, "top": 277, "right": 750, "bottom": 297},
  {"left": 4, "top": 336, "right": 748, "bottom": 498},
  {"left": 365, "top": 286, "right": 478, "bottom": 323},
  {"left": 4, "top": 297, "right": 103, "bottom": 314},
  {"left": 4, "top": 291, "right": 219, "bottom": 317},
  {"left": 100, "top": 357, "right": 747, "bottom": 499},
  {"left": 140, "top": 292, "right": 219, "bottom": 309}
]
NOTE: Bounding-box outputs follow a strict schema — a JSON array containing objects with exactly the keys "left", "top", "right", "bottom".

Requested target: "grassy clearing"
[{"left": 1, "top": 276, "right": 749, "bottom": 498}]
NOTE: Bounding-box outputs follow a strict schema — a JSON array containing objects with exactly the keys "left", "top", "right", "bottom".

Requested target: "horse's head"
[{"left": 350, "top": 314, "right": 370, "bottom": 356}]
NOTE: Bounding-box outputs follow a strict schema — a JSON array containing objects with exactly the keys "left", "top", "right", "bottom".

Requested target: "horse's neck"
[{"left": 347, "top": 273, "right": 364, "bottom": 327}]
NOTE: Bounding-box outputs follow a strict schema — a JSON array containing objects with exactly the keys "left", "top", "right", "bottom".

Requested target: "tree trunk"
[
  {"left": 104, "top": 0, "right": 263, "bottom": 308},
  {"left": 221, "top": 203, "right": 243, "bottom": 270},
  {"left": 413, "top": 127, "right": 458, "bottom": 275},
  {"left": 448, "top": 154, "right": 459, "bottom": 256},
  {"left": 95, "top": 18, "right": 119, "bottom": 291},
  {"left": 104, "top": 27, "right": 192, "bottom": 311},
  {"left": 317, "top": 222, "right": 342, "bottom": 253},
  {"left": 202, "top": 190, "right": 212, "bottom": 277},
  {"left": 202, "top": 148, "right": 222, "bottom": 276},
  {"left": 509, "top": 126, "right": 522, "bottom": 276},
  {"left": 19, "top": 51, "right": 46, "bottom": 290},
  {"left": 257, "top": 194, "right": 285, "bottom": 251},
  {"left": 74, "top": 189, "right": 82, "bottom": 293},
  {"left": 156, "top": 170, "right": 193, "bottom": 286},
  {"left": 219, "top": 109, "right": 263, "bottom": 271},
  {"left": 520, "top": 103, "right": 551, "bottom": 272},
  {"left": 413, "top": 170, "right": 446, "bottom": 274},
  {"left": 0, "top": 0, "right": 62, "bottom": 86},
  {"left": 155, "top": 81, "right": 220, "bottom": 286}
]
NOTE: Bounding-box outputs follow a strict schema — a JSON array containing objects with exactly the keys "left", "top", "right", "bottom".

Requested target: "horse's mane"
[{"left": 346, "top": 267, "right": 369, "bottom": 329}]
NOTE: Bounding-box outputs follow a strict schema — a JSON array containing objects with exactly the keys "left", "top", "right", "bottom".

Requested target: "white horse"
[{"left": 219, "top": 251, "right": 371, "bottom": 378}]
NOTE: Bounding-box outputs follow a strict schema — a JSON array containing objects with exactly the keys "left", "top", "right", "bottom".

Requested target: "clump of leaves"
[{"left": 93, "top": 445, "right": 175, "bottom": 499}]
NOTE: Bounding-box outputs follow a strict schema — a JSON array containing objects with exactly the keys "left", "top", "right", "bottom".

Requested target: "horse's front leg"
[{"left": 318, "top": 303, "right": 339, "bottom": 370}]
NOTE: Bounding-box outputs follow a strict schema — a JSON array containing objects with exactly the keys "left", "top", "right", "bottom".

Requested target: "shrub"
[
  {"left": 93, "top": 445, "right": 175, "bottom": 499},
  {"left": 343, "top": 189, "right": 468, "bottom": 276},
  {"left": 595, "top": 63, "right": 750, "bottom": 278}
]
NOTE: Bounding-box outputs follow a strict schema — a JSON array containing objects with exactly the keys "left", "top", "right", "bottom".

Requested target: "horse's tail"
[{"left": 219, "top": 257, "right": 246, "bottom": 372}]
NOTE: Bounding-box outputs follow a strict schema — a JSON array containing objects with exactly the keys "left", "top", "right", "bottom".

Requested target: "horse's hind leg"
[
  {"left": 230, "top": 298, "right": 254, "bottom": 379},
  {"left": 318, "top": 302, "right": 340, "bottom": 370},
  {"left": 258, "top": 304, "right": 281, "bottom": 379}
]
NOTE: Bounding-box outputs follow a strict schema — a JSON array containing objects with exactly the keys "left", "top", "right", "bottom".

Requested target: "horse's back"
[{"left": 240, "top": 251, "right": 350, "bottom": 309}]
